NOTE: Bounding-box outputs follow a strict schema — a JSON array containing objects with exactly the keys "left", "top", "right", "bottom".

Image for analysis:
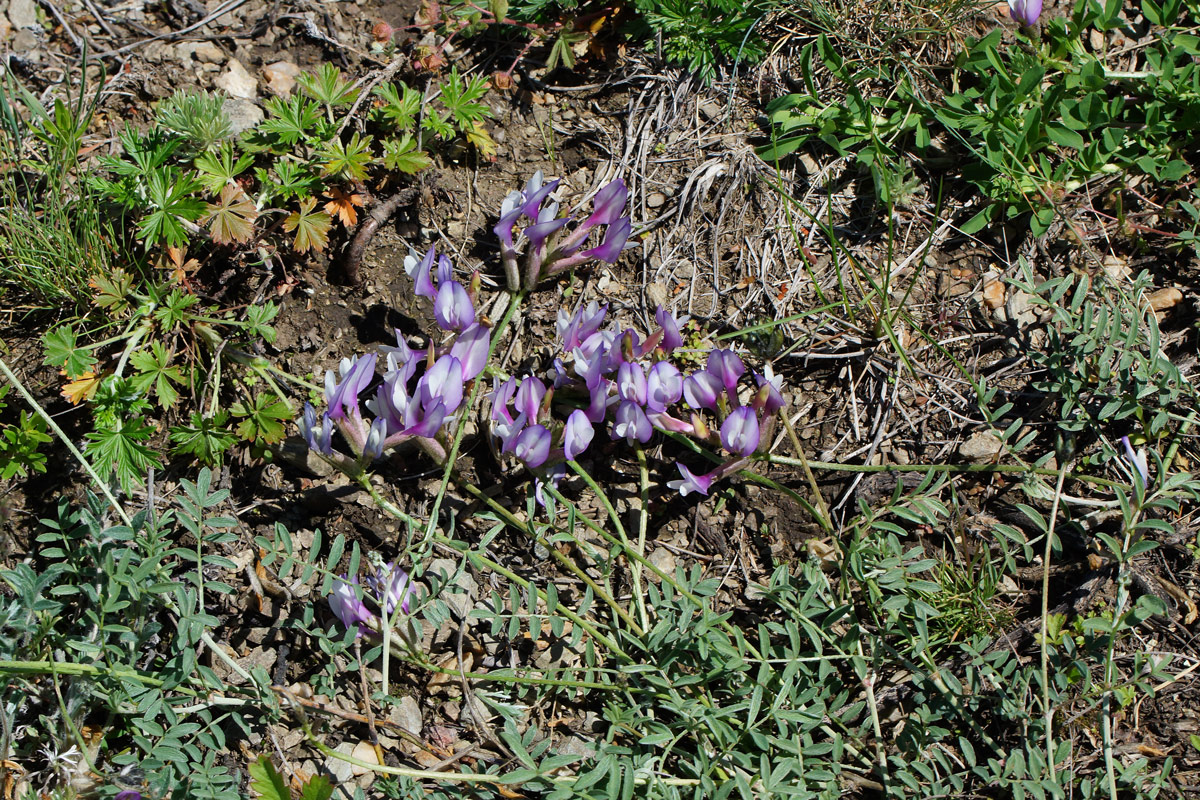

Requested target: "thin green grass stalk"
[
  {"left": 633, "top": 447, "right": 652, "bottom": 632},
  {"left": 1041, "top": 464, "right": 1068, "bottom": 779}
]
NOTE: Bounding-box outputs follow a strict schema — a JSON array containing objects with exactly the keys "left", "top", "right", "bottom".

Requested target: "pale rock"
[
  {"left": 426, "top": 558, "right": 477, "bottom": 619},
  {"left": 222, "top": 97, "right": 263, "bottom": 135},
  {"left": 215, "top": 59, "right": 257, "bottom": 100},
  {"left": 11, "top": 28, "right": 36, "bottom": 53},
  {"left": 981, "top": 278, "right": 1005, "bottom": 310},
  {"left": 645, "top": 281, "right": 668, "bottom": 308},
  {"left": 959, "top": 432, "right": 1003, "bottom": 461},
  {"left": 1148, "top": 287, "right": 1182, "bottom": 312},
  {"left": 1089, "top": 29, "right": 1104, "bottom": 51},
  {"left": 7, "top": 0, "right": 38, "bottom": 29},
  {"left": 193, "top": 42, "right": 225, "bottom": 63},
  {"left": 391, "top": 695, "right": 422, "bottom": 736},
  {"left": 1101, "top": 254, "right": 1130, "bottom": 284},
  {"left": 0, "top": 16, "right": 12, "bottom": 38},
  {"left": 1005, "top": 289, "right": 1036, "bottom": 327},
  {"left": 646, "top": 192, "right": 668, "bottom": 209},
  {"left": 648, "top": 547, "right": 675, "bottom": 578},
  {"left": 262, "top": 60, "right": 301, "bottom": 97},
  {"left": 326, "top": 742, "right": 356, "bottom": 783},
  {"left": 350, "top": 741, "right": 379, "bottom": 776}
]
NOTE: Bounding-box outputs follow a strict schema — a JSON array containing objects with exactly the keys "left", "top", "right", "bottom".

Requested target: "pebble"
[
  {"left": 223, "top": 97, "right": 264, "bottom": 135},
  {"left": 959, "top": 432, "right": 1003, "bottom": 461},
  {"left": 391, "top": 695, "right": 422, "bottom": 735},
  {"left": 215, "top": 58, "right": 257, "bottom": 100},
  {"left": 1101, "top": 254, "right": 1130, "bottom": 284},
  {"left": 426, "top": 558, "right": 477, "bottom": 619},
  {"left": 646, "top": 192, "right": 668, "bottom": 209},
  {"left": 981, "top": 278, "right": 1005, "bottom": 310},
  {"left": 326, "top": 743, "right": 356, "bottom": 783},
  {"left": 648, "top": 548, "right": 676, "bottom": 577},
  {"left": 350, "top": 741, "right": 379, "bottom": 776},
  {"left": 262, "top": 60, "right": 301, "bottom": 97},
  {"left": 7, "top": 0, "right": 38, "bottom": 29},
  {"left": 1148, "top": 287, "right": 1182, "bottom": 311},
  {"left": 1005, "top": 289, "right": 1036, "bottom": 327}
]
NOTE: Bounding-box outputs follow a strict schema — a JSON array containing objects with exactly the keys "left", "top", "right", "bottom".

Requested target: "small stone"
[
  {"left": 11, "top": 29, "right": 36, "bottom": 53},
  {"left": 7, "top": 0, "right": 38, "bottom": 29},
  {"left": 1089, "top": 29, "right": 1104, "bottom": 51},
  {"left": 193, "top": 42, "right": 225, "bottom": 63},
  {"left": 698, "top": 99, "right": 723, "bottom": 121},
  {"left": 645, "top": 281, "right": 668, "bottom": 308},
  {"left": 646, "top": 192, "right": 668, "bottom": 209},
  {"left": 391, "top": 696, "right": 422, "bottom": 735},
  {"left": 648, "top": 548, "right": 675, "bottom": 577},
  {"left": 222, "top": 97, "right": 263, "bottom": 135},
  {"left": 1005, "top": 289, "right": 1036, "bottom": 327},
  {"left": 0, "top": 17, "right": 13, "bottom": 38},
  {"left": 1148, "top": 287, "right": 1182, "bottom": 312},
  {"left": 981, "top": 279, "right": 1005, "bottom": 310},
  {"left": 326, "top": 743, "right": 356, "bottom": 783},
  {"left": 215, "top": 59, "right": 257, "bottom": 100},
  {"left": 426, "top": 558, "right": 477, "bottom": 619},
  {"left": 959, "top": 432, "right": 1003, "bottom": 461},
  {"left": 262, "top": 60, "right": 301, "bottom": 97},
  {"left": 350, "top": 741, "right": 379, "bottom": 776},
  {"left": 1101, "top": 255, "right": 1130, "bottom": 284}
]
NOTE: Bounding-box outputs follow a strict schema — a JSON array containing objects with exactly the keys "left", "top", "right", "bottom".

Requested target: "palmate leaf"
[
  {"left": 43, "top": 325, "right": 98, "bottom": 380},
  {"left": 297, "top": 63, "right": 359, "bottom": 109},
  {"left": 249, "top": 756, "right": 289, "bottom": 800},
  {"left": 382, "top": 134, "right": 432, "bottom": 174},
  {"left": 284, "top": 197, "right": 332, "bottom": 253},
  {"left": 90, "top": 268, "right": 136, "bottom": 315},
  {"left": 372, "top": 82, "right": 421, "bottom": 130},
  {"left": 323, "top": 186, "right": 364, "bottom": 227},
  {"left": 140, "top": 168, "right": 207, "bottom": 249},
  {"left": 129, "top": 341, "right": 186, "bottom": 409},
  {"left": 465, "top": 120, "right": 498, "bottom": 159},
  {"left": 231, "top": 394, "right": 292, "bottom": 444},
  {"left": 203, "top": 184, "right": 258, "bottom": 244},
  {"left": 320, "top": 132, "right": 373, "bottom": 181},
  {"left": 85, "top": 416, "right": 163, "bottom": 495},
  {"left": 261, "top": 95, "right": 321, "bottom": 147},
  {"left": 194, "top": 141, "right": 254, "bottom": 194},
  {"left": 170, "top": 411, "right": 236, "bottom": 466}
]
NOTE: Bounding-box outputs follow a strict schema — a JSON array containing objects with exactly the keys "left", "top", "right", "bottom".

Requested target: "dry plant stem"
[
  {"left": 856, "top": 640, "right": 887, "bottom": 779},
  {"left": 344, "top": 188, "right": 418, "bottom": 284},
  {"left": 768, "top": 454, "right": 1124, "bottom": 489},
  {"left": 780, "top": 412, "right": 833, "bottom": 532},
  {"left": 50, "top": 660, "right": 98, "bottom": 775},
  {"left": 1041, "top": 464, "right": 1068, "bottom": 779}
]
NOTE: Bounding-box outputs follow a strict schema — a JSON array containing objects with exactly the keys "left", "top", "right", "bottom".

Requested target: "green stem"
[{"left": 633, "top": 447, "right": 651, "bottom": 632}]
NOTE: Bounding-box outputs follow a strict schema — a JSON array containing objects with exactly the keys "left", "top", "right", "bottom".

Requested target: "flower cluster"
[
  {"left": 329, "top": 562, "right": 414, "bottom": 638},
  {"left": 490, "top": 302, "right": 784, "bottom": 498},
  {"left": 1008, "top": 0, "right": 1041, "bottom": 26},
  {"left": 495, "top": 172, "right": 633, "bottom": 291},
  {"left": 300, "top": 247, "right": 490, "bottom": 469}
]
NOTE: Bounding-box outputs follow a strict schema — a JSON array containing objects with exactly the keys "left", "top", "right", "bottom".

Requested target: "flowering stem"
[
  {"left": 456, "top": 480, "right": 645, "bottom": 637},
  {"left": 780, "top": 413, "right": 833, "bottom": 532},
  {"left": 633, "top": 447, "right": 651, "bottom": 632}
]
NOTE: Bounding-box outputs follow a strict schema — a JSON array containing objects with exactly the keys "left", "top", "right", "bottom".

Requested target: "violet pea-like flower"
[
  {"left": 683, "top": 370, "right": 722, "bottom": 412},
  {"left": 707, "top": 350, "right": 745, "bottom": 395},
  {"left": 721, "top": 407, "right": 760, "bottom": 457},
  {"left": 655, "top": 305, "right": 686, "bottom": 353},
  {"left": 563, "top": 409, "right": 594, "bottom": 460},
  {"left": 515, "top": 376, "right": 547, "bottom": 421},
  {"left": 415, "top": 355, "right": 465, "bottom": 416},
  {"left": 582, "top": 216, "right": 631, "bottom": 264},
  {"left": 755, "top": 364, "right": 785, "bottom": 414},
  {"left": 513, "top": 424, "right": 552, "bottom": 468},
  {"left": 434, "top": 281, "right": 475, "bottom": 332},
  {"left": 366, "top": 562, "right": 414, "bottom": 617},
  {"left": 450, "top": 322, "right": 490, "bottom": 381},
  {"left": 1008, "top": 0, "right": 1041, "bottom": 26},
  {"left": 301, "top": 403, "right": 334, "bottom": 455},
  {"left": 667, "top": 463, "right": 715, "bottom": 497},
  {"left": 585, "top": 178, "right": 628, "bottom": 228},
  {"left": 613, "top": 400, "right": 653, "bottom": 444},
  {"left": 646, "top": 362, "right": 683, "bottom": 413},
  {"left": 329, "top": 576, "right": 375, "bottom": 636},
  {"left": 404, "top": 247, "right": 437, "bottom": 299},
  {"left": 1122, "top": 436, "right": 1149, "bottom": 486},
  {"left": 325, "top": 353, "right": 377, "bottom": 420},
  {"left": 617, "top": 362, "right": 648, "bottom": 406}
]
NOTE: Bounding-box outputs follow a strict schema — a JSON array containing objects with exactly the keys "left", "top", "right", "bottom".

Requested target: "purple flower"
[
  {"left": 683, "top": 371, "right": 722, "bottom": 411},
  {"left": 362, "top": 417, "right": 388, "bottom": 461},
  {"left": 434, "top": 281, "right": 475, "bottom": 331},
  {"left": 563, "top": 409, "right": 594, "bottom": 460},
  {"left": 721, "top": 407, "right": 760, "bottom": 457},
  {"left": 515, "top": 376, "right": 546, "bottom": 421},
  {"left": 585, "top": 178, "right": 628, "bottom": 227},
  {"left": 404, "top": 247, "right": 437, "bottom": 299},
  {"left": 513, "top": 424, "right": 552, "bottom": 468},
  {"left": 557, "top": 301, "right": 608, "bottom": 351},
  {"left": 520, "top": 178, "right": 560, "bottom": 220},
  {"left": 330, "top": 577, "right": 374, "bottom": 636},
  {"left": 325, "top": 354, "right": 377, "bottom": 420},
  {"left": 115, "top": 792, "right": 143, "bottom": 800},
  {"left": 582, "top": 216, "right": 631, "bottom": 264},
  {"left": 646, "top": 362, "right": 683, "bottom": 413},
  {"left": 301, "top": 403, "right": 334, "bottom": 455},
  {"left": 525, "top": 204, "right": 570, "bottom": 250},
  {"left": 382, "top": 331, "right": 420, "bottom": 385},
  {"left": 450, "top": 322, "right": 490, "bottom": 380},
  {"left": 667, "top": 463, "right": 714, "bottom": 497},
  {"left": 617, "top": 362, "right": 648, "bottom": 406},
  {"left": 415, "top": 355, "right": 465, "bottom": 415},
  {"left": 491, "top": 377, "right": 516, "bottom": 424},
  {"left": 1008, "top": 0, "right": 1041, "bottom": 26},
  {"left": 655, "top": 305, "right": 687, "bottom": 353},
  {"left": 755, "top": 365, "right": 785, "bottom": 414},
  {"left": 1122, "top": 436, "right": 1148, "bottom": 486},
  {"left": 612, "top": 400, "right": 653, "bottom": 444},
  {"left": 366, "top": 562, "right": 413, "bottom": 617},
  {"left": 707, "top": 350, "right": 745, "bottom": 395}
]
